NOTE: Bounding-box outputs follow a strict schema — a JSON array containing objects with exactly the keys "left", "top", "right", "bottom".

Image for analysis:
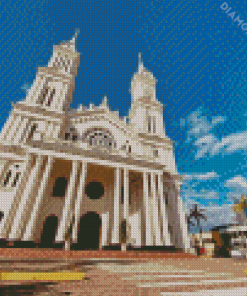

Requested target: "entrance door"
[
  {"left": 77, "top": 212, "right": 101, "bottom": 250},
  {"left": 40, "top": 216, "right": 58, "bottom": 248}
]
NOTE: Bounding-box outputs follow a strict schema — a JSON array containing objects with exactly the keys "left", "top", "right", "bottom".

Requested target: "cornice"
[
  {"left": 27, "top": 140, "right": 166, "bottom": 171},
  {"left": 14, "top": 102, "right": 66, "bottom": 120},
  {"left": 38, "top": 67, "right": 72, "bottom": 82},
  {"left": 130, "top": 97, "right": 163, "bottom": 111},
  {"left": 138, "top": 132, "right": 173, "bottom": 144}
]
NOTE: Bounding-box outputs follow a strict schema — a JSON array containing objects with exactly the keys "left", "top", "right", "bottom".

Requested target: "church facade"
[{"left": 0, "top": 33, "right": 190, "bottom": 251}]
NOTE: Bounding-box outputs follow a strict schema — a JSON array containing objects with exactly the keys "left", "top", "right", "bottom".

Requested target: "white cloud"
[
  {"left": 181, "top": 108, "right": 227, "bottom": 159},
  {"left": 182, "top": 187, "right": 219, "bottom": 201},
  {"left": 183, "top": 171, "right": 219, "bottom": 181},
  {"left": 194, "top": 135, "right": 218, "bottom": 159},
  {"left": 211, "top": 116, "right": 226, "bottom": 125},
  {"left": 200, "top": 204, "right": 237, "bottom": 229},
  {"left": 211, "top": 131, "right": 247, "bottom": 156},
  {"left": 225, "top": 176, "right": 247, "bottom": 189},
  {"left": 181, "top": 108, "right": 247, "bottom": 158}
]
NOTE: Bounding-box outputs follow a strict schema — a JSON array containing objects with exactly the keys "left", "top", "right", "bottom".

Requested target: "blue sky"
[{"left": 1, "top": 0, "right": 247, "bottom": 231}]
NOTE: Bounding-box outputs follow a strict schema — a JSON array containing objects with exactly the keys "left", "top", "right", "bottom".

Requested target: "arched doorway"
[
  {"left": 77, "top": 212, "right": 101, "bottom": 250},
  {"left": 53, "top": 177, "right": 68, "bottom": 197},
  {"left": 40, "top": 215, "right": 58, "bottom": 248}
]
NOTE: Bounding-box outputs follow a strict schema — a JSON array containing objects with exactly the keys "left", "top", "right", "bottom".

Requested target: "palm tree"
[
  {"left": 232, "top": 195, "right": 247, "bottom": 225},
  {"left": 188, "top": 204, "right": 207, "bottom": 234}
]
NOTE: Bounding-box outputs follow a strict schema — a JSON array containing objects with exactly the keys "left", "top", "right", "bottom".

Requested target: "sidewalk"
[
  {"left": 0, "top": 249, "right": 246, "bottom": 295},
  {"left": 0, "top": 248, "right": 197, "bottom": 260}
]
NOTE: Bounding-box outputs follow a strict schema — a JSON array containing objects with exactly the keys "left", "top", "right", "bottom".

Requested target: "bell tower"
[
  {"left": 129, "top": 53, "right": 165, "bottom": 135},
  {"left": 25, "top": 29, "right": 80, "bottom": 112},
  {"left": 0, "top": 31, "right": 80, "bottom": 145}
]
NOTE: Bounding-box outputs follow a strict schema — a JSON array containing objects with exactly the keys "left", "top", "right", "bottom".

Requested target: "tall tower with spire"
[
  {"left": 27, "top": 29, "right": 80, "bottom": 111},
  {"left": 0, "top": 31, "right": 80, "bottom": 146},
  {"left": 129, "top": 53, "right": 165, "bottom": 135}
]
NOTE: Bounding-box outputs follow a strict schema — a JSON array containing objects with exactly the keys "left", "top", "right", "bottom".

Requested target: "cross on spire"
[
  {"left": 69, "top": 28, "right": 80, "bottom": 45},
  {"left": 138, "top": 52, "right": 144, "bottom": 73}
]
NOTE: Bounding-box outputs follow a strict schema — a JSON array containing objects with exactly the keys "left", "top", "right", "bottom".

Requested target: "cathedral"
[{"left": 0, "top": 32, "right": 190, "bottom": 251}]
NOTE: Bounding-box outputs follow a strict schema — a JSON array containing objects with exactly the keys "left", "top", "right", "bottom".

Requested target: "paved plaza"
[{"left": 0, "top": 250, "right": 246, "bottom": 295}]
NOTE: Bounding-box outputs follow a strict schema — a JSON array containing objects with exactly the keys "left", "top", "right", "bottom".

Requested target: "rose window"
[{"left": 85, "top": 129, "right": 116, "bottom": 149}]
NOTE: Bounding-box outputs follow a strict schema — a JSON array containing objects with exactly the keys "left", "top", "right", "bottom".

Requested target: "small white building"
[
  {"left": 225, "top": 226, "right": 247, "bottom": 258},
  {"left": 0, "top": 33, "right": 190, "bottom": 251}
]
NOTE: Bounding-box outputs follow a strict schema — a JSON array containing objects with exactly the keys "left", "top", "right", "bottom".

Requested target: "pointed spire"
[
  {"left": 138, "top": 52, "right": 144, "bottom": 73},
  {"left": 101, "top": 95, "right": 108, "bottom": 108},
  {"left": 60, "top": 29, "right": 80, "bottom": 51},
  {"left": 70, "top": 28, "right": 80, "bottom": 44}
]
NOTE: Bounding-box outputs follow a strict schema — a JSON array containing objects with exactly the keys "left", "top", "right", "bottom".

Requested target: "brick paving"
[
  {"left": 0, "top": 248, "right": 197, "bottom": 260},
  {"left": 0, "top": 248, "right": 246, "bottom": 295}
]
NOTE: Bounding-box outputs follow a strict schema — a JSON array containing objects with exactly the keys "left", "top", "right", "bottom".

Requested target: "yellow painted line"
[{"left": 0, "top": 272, "right": 85, "bottom": 281}]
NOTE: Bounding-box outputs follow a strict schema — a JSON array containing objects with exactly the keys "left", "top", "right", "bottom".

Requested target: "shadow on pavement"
[{"left": 0, "top": 282, "right": 65, "bottom": 295}]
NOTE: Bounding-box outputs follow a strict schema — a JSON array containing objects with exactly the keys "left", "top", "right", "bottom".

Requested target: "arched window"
[
  {"left": 53, "top": 177, "right": 68, "bottom": 197},
  {"left": 153, "top": 117, "right": 156, "bottom": 133},
  {"left": 39, "top": 87, "right": 55, "bottom": 107},
  {"left": 27, "top": 124, "right": 37, "bottom": 140},
  {"left": 2, "top": 163, "right": 22, "bottom": 188},
  {"left": 3, "top": 171, "right": 11, "bottom": 186},
  {"left": 147, "top": 116, "right": 156, "bottom": 134},
  {"left": 52, "top": 55, "right": 72, "bottom": 73},
  {"left": 148, "top": 116, "right": 152, "bottom": 133},
  {"left": 0, "top": 211, "right": 4, "bottom": 222},
  {"left": 65, "top": 128, "right": 78, "bottom": 142},
  {"left": 153, "top": 149, "right": 158, "bottom": 158}
]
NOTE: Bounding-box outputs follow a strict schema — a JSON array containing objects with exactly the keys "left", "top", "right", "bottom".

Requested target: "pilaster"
[
  {"left": 112, "top": 167, "right": 120, "bottom": 244},
  {"left": 143, "top": 172, "right": 152, "bottom": 245},
  {"left": 56, "top": 160, "right": 79, "bottom": 242},
  {"left": 22, "top": 156, "right": 54, "bottom": 241},
  {"left": 0, "top": 156, "right": 33, "bottom": 238},
  {"left": 72, "top": 162, "right": 87, "bottom": 243},
  {"left": 8, "top": 155, "right": 45, "bottom": 240},
  {"left": 158, "top": 173, "right": 171, "bottom": 246}
]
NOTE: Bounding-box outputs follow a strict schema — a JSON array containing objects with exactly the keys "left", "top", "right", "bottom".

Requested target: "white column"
[
  {"left": 8, "top": 155, "right": 44, "bottom": 239},
  {"left": 101, "top": 211, "right": 109, "bottom": 247},
  {"left": 112, "top": 167, "right": 120, "bottom": 244},
  {"left": 168, "top": 185, "right": 178, "bottom": 246},
  {"left": 123, "top": 168, "right": 129, "bottom": 220},
  {"left": 0, "top": 157, "right": 33, "bottom": 238},
  {"left": 158, "top": 173, "right": 171, "bottom": 246},
  {"left": 56, "top": 160, "right": 79, "bottom": 242},
  {"left": 175, "top": 184, "right": 191, "bottom": 250},
  {"left": 22, "top": 156, "right": 54, "bottom": 241},
  {"left": 13, "top": 117, "right": 29, "bottom": 144},
  {"left": 143, "top": 172, "right": 152, "bottom": 245},
  {"left": 72, "top": 162, "right": 87, "bottom": 243},
  {"left": 151, "top": 172, "right": 162, "bottom": 246},
  {"left": 123, "top": 168, "right": 130, "bottom": 246}
]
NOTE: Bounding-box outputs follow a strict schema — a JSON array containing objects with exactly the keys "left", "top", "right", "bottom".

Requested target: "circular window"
[
  {"left": 85, "top": 129, "right": 116, "bottom": 149},
  {"left": 85, "top": 182, "right": 104, "bottom": 200}
]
